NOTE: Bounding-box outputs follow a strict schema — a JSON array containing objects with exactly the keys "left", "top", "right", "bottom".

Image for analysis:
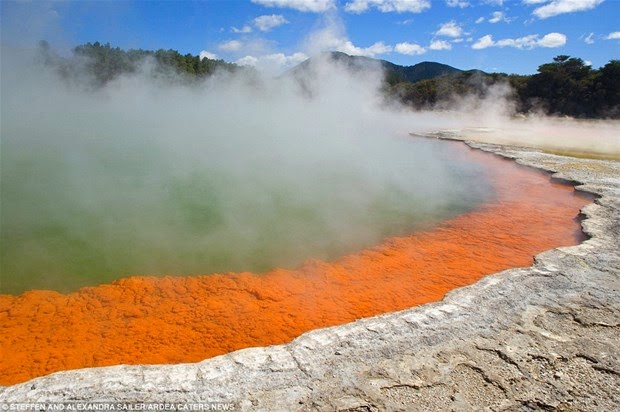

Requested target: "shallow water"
[{"left": 0, "top": 142, "right": 591, "bottom": 385}]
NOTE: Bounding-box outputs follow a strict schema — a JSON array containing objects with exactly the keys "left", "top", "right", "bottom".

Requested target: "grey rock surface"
[{"left": 2, "top": 141, "right": 619, "bottom": 411}]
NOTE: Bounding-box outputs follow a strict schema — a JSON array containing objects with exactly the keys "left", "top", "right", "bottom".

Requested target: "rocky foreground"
[{"left": 2, "top": 142, "right": 619, "bottom": 411}]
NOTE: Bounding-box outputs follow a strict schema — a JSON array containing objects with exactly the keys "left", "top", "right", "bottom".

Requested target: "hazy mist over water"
[{"left": 1, "top": 49, "right": 494, "bottom": 294}]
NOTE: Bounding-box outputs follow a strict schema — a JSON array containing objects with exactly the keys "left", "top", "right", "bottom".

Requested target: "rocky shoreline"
[{"left": 2, "top": 141, "right": 619, "bottom": 411}]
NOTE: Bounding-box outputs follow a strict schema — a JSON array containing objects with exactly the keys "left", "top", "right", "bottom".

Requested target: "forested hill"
[
  {"left": 38, "top": 41, "right": 620, "bottom": 119},
  {"left": 38, "top": 41, "right": 241, "bottom": 86},
  {"left": 289, "top": 51, "right": 462, "bottom": 84},
  {"left": 291, "top": 51, "right": 619, "bottom": 119},
  {"left": 383, "top": 59, "right": 462, "bottom": 85},
  {"left": 387, "top": 56, "right": 620, "bottom": 118}
]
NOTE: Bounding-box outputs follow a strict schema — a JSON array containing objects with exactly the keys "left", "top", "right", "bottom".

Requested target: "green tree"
[
  {"left": 524, "top": 55, "right": 595, "bottom": 117},
  {"left": 57, "top": 42, "right": 243, "bottom": 86},
  {"left": 596, "top": 60, "right": 620, "bottom": 117}
]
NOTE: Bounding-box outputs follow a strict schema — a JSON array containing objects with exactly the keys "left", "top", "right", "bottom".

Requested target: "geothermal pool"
[
  {"left": 0, "top": 140, "right": 591, "bottom": 385},
  {"left": 0, "top": 137, "right": 489, "bottom": 295}
]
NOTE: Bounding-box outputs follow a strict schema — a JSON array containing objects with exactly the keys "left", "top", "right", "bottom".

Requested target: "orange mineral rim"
[{"left": 0, "top": 144, "right": 592, "bottom": 385}]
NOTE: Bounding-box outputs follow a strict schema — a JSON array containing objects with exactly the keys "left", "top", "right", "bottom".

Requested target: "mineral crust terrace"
[{"left": 1, "top": 141, "right": 619, "bottom": 411}]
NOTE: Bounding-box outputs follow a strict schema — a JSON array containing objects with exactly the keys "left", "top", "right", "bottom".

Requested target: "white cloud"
[
  {"left": 584, "top": 32, "right": 594, "bottom": 44},
  {"left": 429, "top": 39, "right": 452, "bottom": 50},
  {"left": 303, "top": 21, "right": 393, "bottom": 57},
  {"left": 483, "top": 0, "right": 503, "bottom": 5},
  {"left": 584, "top": 60, "right": 592, "bottom": 66},
  {"left": 606, "top": 31, "right": 620, "bottom": 40},
  {"left": 345, "top": 0, "right": 431, "bottom": 13},
  {"left": 532, "top": 0, "right": 604, "bottom": 19},
  {"left": 475, "top": 16, "right": 485, "bottom": 24},
  {"left": 316, "top": 34, "right": 393, "bottom": 57},
  {"left": 342, "top": 41, "right": 393, "bottom": 56},
  {"left": 235, "top": 52, "right": 309, "bottom": 73},
  {"left": 236, "top": 55, "right": 259, "bottom": 66},
  {"left": 472, "top": 32, "right": 566, "bottom": 49},
  {"left": 536, "top": 32, "right": 567, "bottom": 47},
  {"left": 489, "top": 11, "right": 507, "bottom": 23},
  {"left": 253, "top": 14, "right": 289, "bottom": 32},
  {"left": 343, "top": 0, "right": 368, "bottom": 12},
  {"left": 231, "top": 25, "right": 253, "bottom": 34},
  {"left": 446, "top": 0, "right": 469, "bottom": 7},
  {"left": 435, "top": 21, "right": 463, "bottom": 37},
  {"left": 199, "top": 50, "right": 218, "bottom": 60},
  {"left": 522, "top": 0, "right": 547, "bottom": 4},
  {"left": 394, "top": 42, "right": 426, "bottom": 55},
  {"left": 251, "top": 0, "right": 335, "bottom": 13},
  {"left": 472, "top": 34, "right": 495, "bottom": 49},
  {"left": 218, "top": 40, "right": 243, "bottom": 52},
  {"left": 265, "top": 52, "right": 309, "bottom": 67},
  {"left": 346, "top": 41, "right": 391, "bottom": 56}
]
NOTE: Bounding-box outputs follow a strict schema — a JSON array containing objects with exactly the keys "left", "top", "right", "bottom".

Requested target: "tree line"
[
  {"left": 38, "top": 41, "right": 241, "bottom": 86},
  {"left": 38, "top": 42, "right": 619, "bottom": 119},
  {"left": 388, "top": 55, "right": 620, "bottom": 119}
]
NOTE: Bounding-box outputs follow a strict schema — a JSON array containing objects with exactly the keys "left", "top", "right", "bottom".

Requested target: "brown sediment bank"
[{"left": 0, "top": 143, "right": 591, "bottom": 386}]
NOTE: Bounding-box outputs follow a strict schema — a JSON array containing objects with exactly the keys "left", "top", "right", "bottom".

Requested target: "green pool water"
[
  {"left": 0, "top": 135, "right": 491, "bottom": 295},
  {"left": 0, "top": 54, "right": 495, "bottom": 294}
]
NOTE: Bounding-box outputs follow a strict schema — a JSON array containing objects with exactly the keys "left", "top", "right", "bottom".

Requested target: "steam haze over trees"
[{"left": 41, "top": 41, "right": 620, "bottom": 119}]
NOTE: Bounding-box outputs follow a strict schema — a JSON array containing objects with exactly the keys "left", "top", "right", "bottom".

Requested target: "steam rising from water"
[
  {"left": 1, "top": 50, "right": 492, "bottom": 293},
  {"left": 417, "top": 77, "right": 620, "bottom": 158},
  {"left": 3, "top": 45, "right": 618, "bottom": 294},
  {"left": 436, "top": 118, "right": 620, "bottom": 159}
]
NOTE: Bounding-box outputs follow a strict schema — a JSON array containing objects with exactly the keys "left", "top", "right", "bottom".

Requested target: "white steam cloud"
[
  {"left": 301, "top": 14, "right": 392, "bottom": 57},
  {"left": 1, "top": 47, "right": 493, "bottom": 292},
  {"left": 2, "top": 42, "right": 619, "bottom": 293}
]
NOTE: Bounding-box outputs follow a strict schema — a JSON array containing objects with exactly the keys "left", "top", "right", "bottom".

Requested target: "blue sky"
[{"left": 1, "top": 0, "right": 618, "bottom": 74}]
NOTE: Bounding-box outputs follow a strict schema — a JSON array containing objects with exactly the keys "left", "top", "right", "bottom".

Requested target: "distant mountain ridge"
[
  {"left": 288, "top": 51, "right": 465, "bottom": 85},
  {"left": 381, "top": 58, "right": 463, "bottom": 84},
  {"left": 287, "top": 51, "right": 619, "bottom": 118}
]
